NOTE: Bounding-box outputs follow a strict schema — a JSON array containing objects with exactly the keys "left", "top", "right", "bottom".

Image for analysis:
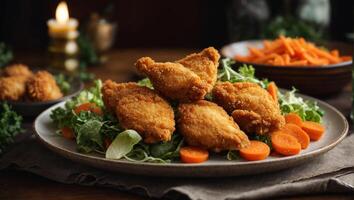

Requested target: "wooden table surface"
[{"left": 0, "top": 49, "right": 353, "bottom": 200}]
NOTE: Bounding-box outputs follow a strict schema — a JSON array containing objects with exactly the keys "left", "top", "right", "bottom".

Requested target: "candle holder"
[
  {"left": 47, "top": 24, "right": 79, "bottom": 72},
  {"left": 47, "top": 2, "right": 80, "bottom": 73}
]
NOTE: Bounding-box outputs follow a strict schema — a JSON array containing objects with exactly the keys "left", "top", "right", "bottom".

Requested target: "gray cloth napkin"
[{"left": 0, "top": 125, "right": 354, "bottom": 200}]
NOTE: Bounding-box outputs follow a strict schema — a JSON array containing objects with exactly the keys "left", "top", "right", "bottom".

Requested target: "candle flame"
[{"left": 56, "top": 1, "right": 69, "bottom": 23}]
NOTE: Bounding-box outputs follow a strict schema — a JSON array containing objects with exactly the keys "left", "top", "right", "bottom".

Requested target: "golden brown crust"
[
  {"left": 3, "top": 64, "right": 33, "bottom": 78},
  {"left": 26, "top": 71, "right": 63, "bottom": 101},
  {"left": 135, "top": 57, "right": 208, "bottom": 102},
  {"left": 135, "top": 48, "right": 220, "bottom": 102},
  {"left": 177, "top": 47, "right": 220, "bottom": 92},
  {"left": 0, "top": 76, "right": 27, "bottom": 101},
  {"left": 102, "top": 80, "right": 175, "bottom": 143},
  {"left": 212, "top": 82, "right": 285, "bottom": 135},
  {"left": 178, "top": 100, "right": 250, "bottom": 152}
]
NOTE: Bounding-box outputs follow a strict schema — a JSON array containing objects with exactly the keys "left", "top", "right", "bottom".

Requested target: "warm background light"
[{"left": 56, "top": 1, "right": 69, "bottom": 23}]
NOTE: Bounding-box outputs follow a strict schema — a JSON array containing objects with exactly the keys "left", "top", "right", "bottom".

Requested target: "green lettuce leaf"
[
  {"left": 76, "top": 119, "right": 103, "bottom": 153},
  {"left": 106, "top": 130, "right": 142, "bottom": 159}
]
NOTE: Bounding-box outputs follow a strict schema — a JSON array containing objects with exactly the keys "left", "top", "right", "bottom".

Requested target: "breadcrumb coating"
[
  {"left": 26, "top": 71, "right": 63, "bottom": 101},
  {"left": 0, "top": 76, "right": 27, "bottom": 101},
  {"left": 3, "top": 64, "right": 33, "bottom": 78},
  {"left": 213, "top": 82, "right": 285, "bottom": 135},
  {"left": 102, "top": 80, "right": 175, "bottom": 143},
  {"left": 178, "top": 100, "right": 250, "bottom": 152},
  {"left": 135, "top": 47, "right": 220, "bottom": 102}
]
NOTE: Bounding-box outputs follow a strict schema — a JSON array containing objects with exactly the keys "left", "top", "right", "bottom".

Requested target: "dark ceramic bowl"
[
  {"left": 2, "top": 76, "right": 83, "bottom": 117},
  {"left": 221, "top": 40, "right": 353, "bottom": 96}
]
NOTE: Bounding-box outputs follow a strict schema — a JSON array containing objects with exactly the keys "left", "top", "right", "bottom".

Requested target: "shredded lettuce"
[
  {"left": 124, "top": 134, "right": 183, "bottom": 163},
  {"left": 65, "top": 79, "right": 103, "bottom": 110},
  {"left": 279, "top": 88, "right": 324, "bottom": 123},
  {"left": 218, "top": 58, "right": 269, "bottom": 88}
]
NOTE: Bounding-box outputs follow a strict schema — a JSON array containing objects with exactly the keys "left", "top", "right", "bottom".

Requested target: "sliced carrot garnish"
[
  {"left": 180, "top": 146, "right": 209, "bottom": 163},
  {"left": 239, "top": 140, "right": 270, "bottom": 161},
  {"left": 301, "top": 121, "right": 325, "bottom": 141},
  {"left": 271, "top": 131, "right": 301, "bottom": 156}
]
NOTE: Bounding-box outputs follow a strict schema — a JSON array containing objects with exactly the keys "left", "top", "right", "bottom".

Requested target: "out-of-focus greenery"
[
  {"left": 0, "top": 103, "right": 22, "bottom": 154},
  {"left": 78, "top": 35, "right": 99, "bottom": 67},
  {"left": 263, "top": 16, "right": 324, "bottom": 43},
  {"left": 0, "top": 42, "right": 13, "bottom": 68},
  {"left": 54, "top": 73, "right": 71, "bottom": 94},
  {"left": 78, "top": 63, "right": 95, "bottom": 82},
  {"left": 77, "top": 35, "right": 98, "bottom": 83}
]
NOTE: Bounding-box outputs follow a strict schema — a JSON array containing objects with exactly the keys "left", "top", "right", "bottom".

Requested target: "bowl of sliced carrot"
[{"left": 221, "top": 36, "right": 353, "bottom": 96}]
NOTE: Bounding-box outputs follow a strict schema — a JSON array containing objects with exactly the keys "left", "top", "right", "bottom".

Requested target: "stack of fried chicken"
[
  {"left": 102, "top": 47, "right": 285, "bottom": 152},
  {"left": 0, "top": 64, "right": 63, "bottom": 101}
]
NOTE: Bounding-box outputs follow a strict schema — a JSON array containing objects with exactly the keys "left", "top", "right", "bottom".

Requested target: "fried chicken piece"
[
  {"left": 178, "top": 100, "right": 250, "bottom": 152},
  {"left": 177, "top": 47, "right": 220, "bottom": 91},
  {"left": 212, "top": 82, "right": 285, "bottom": 135},
  {"left": 135, "top": 57, "right": 208, "bottom": 102},
  {"left": 2, "top": 64, "right": 33, "bottom": 78},
  {"left": 102, "top": 80, "right": 175, "bottom": 143},
  {"left": 26, "top": 71, "right": 63, "bottom": 101},
  {"left": 0, "top": 76, "right": 27, "bottom": 101},
  {"left": 135, "top": 47, "right": 220, "bottom": 102}
]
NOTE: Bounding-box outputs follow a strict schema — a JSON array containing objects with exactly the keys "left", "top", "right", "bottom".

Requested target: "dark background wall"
[{"left": 0, "top": 0, "right": 352, "bottom": 51}]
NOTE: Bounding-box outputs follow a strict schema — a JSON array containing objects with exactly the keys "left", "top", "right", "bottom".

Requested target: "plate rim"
[{"left": 33, "top": 92, "right": 349, "bottom": 170}]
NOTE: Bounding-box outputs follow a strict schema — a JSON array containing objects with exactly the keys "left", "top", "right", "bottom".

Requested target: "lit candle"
[{"left": 47, "top": 1, "right": 78, "bottom": 38}]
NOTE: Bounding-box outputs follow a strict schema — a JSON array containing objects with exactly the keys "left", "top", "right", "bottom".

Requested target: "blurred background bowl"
[
  {"left": 221, "top": 40, "right": 353, "bottom": 97},
  {"left": 2, "top": 76, "right": 83, "bottom": 118}
]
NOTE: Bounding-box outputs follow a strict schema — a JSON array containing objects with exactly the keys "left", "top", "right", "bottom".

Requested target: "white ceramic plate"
[{"left": 34, "top": 94, "right": 348, "bottom": 177}]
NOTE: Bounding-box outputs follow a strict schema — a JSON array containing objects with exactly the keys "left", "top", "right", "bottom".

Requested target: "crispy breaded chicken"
[
  {"left": 26, "top": 71, "right": 63, "bottom": 101},
  {"left": 212, "top": 82, "right": 285, "bottom": 135},
  {"left": 135, "top": 47, "right": 220, "bottom": 102},
  {"left": 102, "top": 80, "right": 175, "bottom": 143},
  {"left": 0, "top": 76, "right": 27, "bottom": 101},
  {"left": 135, "top": 57, "right": 208, "bottom": 102},
  {"left": 2, "top": 64, "right": 33, "bottom": 78},
  {"left": 178, "top": 100, "right": 250, "bottom": 152},
  {"left": 177, "top": 47, "right": 220, "bottom": 91}
]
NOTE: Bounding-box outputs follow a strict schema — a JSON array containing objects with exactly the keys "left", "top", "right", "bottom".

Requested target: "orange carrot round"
[
  {"left": 267, "top": 82, "right": 278, "bottom": 102},
  {"left": 282, "top": 124, "right": 310, "bottom": 149},
  {"left": 271, "top": 131, "right": 301, "bottom": 156},
  {"left": 74, "top": 102, "right": 103, "bottom": 115},
  {"left": 284, "top": 113, "right": 303, "bottom": 127},
  {"left": 301, "top": 121, "right": 325, "bottom": 141},
  {"left": 61, "top": 127, "right": 74, "bottom": 140},
  {"left": 180, "top": 146, "right": 209, "bottom": 163},
  {"left": 239, "top": 140, "right": 270, "bottom": 161}
]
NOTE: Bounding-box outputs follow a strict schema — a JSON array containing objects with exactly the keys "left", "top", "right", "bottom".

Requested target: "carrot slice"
[
  {"left": 61, "top": 127, "right": 74, "bottom": 140},
  {"left": 284, "top": 113, "right": 303, "bottom": 126},
  {"left": 239, "top": 140, "right": 270, "bottom": 161},
  {"left": 282, "top": 124, "right": 310, "bottom": 149},
  {"left": 180, "top": 146, "right": 209, "bottom": 163},
  {"left": 301, "top": 121, "right": 325, "bottom": 141},
  {"left": 74, "top": 102, "right": 103, "bottom": 115},
  {"left": 271, "top": 131, "right": 301, "bottom": 156},
  {"left": 267, "top": 82, "right": 278, "bottom": 102}
]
